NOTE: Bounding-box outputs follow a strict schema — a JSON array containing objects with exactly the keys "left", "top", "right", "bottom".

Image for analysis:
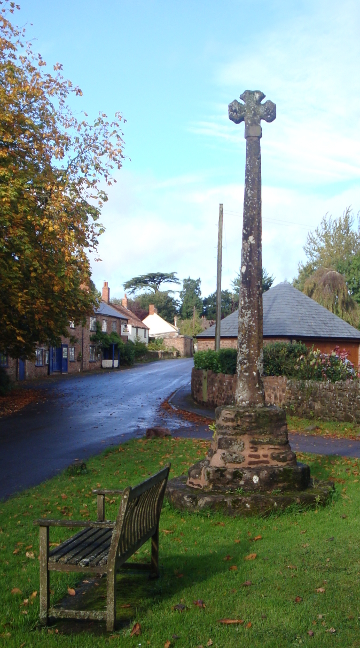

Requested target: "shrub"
[
  {"left": 133, "top": 339, "right": 148, "bottom": 359},
  {"left": 0, "top": 366, "right": 11, "bottom": 396},
  {"left": 263, "top": 342, "right": 308, "bottom": 377},
  {"left": 118, "top": 340, "right": 135, "bottom": 366},
  {"left": 148, "top": 338, "right": 165, "bottom": 351}
]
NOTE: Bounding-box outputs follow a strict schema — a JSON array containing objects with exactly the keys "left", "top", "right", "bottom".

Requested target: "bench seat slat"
[
  {"left": 49, "top": 528, "right": 106, "bottom": 562},
  {"left": 60, "top": 529, "right": 111, "bottom": 565}
]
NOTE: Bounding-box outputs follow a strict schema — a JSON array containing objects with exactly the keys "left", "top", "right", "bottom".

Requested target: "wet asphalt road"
[{"left": 0, "top": 359, "right": 196, "bottom": 500}]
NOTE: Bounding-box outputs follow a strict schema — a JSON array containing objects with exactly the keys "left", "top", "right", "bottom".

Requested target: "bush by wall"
[
  {"left": 194, "top": 343, "right": 357, "bottom": 383},
  {"left": 0, "top": 365, "right": 12, "bottom": 396}
]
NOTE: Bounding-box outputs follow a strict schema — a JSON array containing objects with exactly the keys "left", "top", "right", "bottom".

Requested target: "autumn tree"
[
  {"left": 123, "top": 272, "right": 180, "bottom": 295},
  {"left": 0, "top": 2, "right": 125, "bottom": 358}
]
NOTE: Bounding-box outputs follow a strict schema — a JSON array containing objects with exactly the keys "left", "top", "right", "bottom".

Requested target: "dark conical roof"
[{"left": 197, "top": 282, "right": 360, "bottom": 340}]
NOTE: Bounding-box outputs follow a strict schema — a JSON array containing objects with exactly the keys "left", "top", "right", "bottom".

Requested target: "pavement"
[{"left": 169, "top": 384, "right": 360, "bottom": 458}]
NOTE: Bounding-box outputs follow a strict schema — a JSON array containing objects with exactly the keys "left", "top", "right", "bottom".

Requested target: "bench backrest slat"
[{"left": 108, "top": 465, "right": 170, "bottom": 567}]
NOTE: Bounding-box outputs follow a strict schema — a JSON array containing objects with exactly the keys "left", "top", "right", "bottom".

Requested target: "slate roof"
[
  {"left": 96, "top": 301, "right": 128, "bottom": 320},
  {"left": 197, "top": 282, "right": 360, "bottom": 341},
  {"left": 110, "top": 302, "right": 149, "bottom": 329}
]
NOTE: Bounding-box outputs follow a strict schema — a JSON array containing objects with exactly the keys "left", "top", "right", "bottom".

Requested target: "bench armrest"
[
  {"left": 92, "top": 490, "right": 124, "bottom": 522},
  {"left": 33, "top": 519, "right": 114, "bottom": 529},
  {"left": 92, "top": 489, "right": 124, "bottom": 495}
]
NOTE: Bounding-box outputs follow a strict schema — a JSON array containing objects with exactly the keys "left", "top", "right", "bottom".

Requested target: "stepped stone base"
[
  {"left": 166, "top": 476, "right": 334, "bottom": 517},
  {"left": 167, "top": 404, "right": 334, "bottom": 516}
]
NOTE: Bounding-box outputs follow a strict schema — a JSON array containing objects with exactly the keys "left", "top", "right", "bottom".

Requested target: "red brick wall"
[{"left": 196, "top": 338, "right": 237, "bottom": 351}]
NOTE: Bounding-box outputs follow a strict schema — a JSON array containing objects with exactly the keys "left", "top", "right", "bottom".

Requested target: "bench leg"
[
  {"left": 150, "top": 525, "right": 159, "bottom": 578},
  {"left": 106, "top": 567, "right": 116, "bottom": 632},
  {"left": 39, "top": 526, "right": 49, "bottom": 625}
]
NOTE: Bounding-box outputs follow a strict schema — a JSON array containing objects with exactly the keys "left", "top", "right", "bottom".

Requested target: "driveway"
[{"left": 0, "top": 359, "right": 193, "bottom": 500}]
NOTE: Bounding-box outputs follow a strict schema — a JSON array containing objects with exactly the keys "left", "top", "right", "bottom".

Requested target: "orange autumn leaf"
[
  {"left": 244, "top": 553, "right": 257, "bottom": 561},
  {"left": 67, "top": 588, "right": 76, "bottom": 596},
  {"left": 218, "top": 619, "right": 244, "bottom": 625},
  {"left": 130, "top": 622, "right": 141, "bottom": 637},
  {"left": 11, "top": 588, "right": 22, "bottom": 595},
  {"left": 229, "top": 565, "right": 238, "bottom": 571}
]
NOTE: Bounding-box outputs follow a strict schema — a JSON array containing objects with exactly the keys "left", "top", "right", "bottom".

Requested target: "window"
[
  {"left": 111, "top": 321, "right": 117, "bottom": 332},
  {"left": 45, "top": 350, "right": 49, "bottom": 365},
  {"left": 143, "top": 329, "right": 146, "bottom": 338},
  {"left": 69, "top": 320, "right": 75, "bottom": 329},
  {"left": 90, "top": 317, "right": 97, "bottom": 331},
  {"left": 0, "top": 352, "right": 8, "bottom": 367},
  {"left": 136, "top": 327, "right": 138, "bottom": 337},
  {"left": 102, "top": 319, "right": 107, "bottom": 332},
  {"left": 89, "top": 345, "right": 96, "bottom": 362},
  {"left": 35, "top": 349, "right": 44, "bottom": 366},
  {"left": 69, "top": 347, "right": 75, "bottom": 362}
]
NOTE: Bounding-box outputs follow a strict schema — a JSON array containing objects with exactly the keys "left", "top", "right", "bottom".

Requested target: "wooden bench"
[{"left": 34, "top": 465, "right": 170, "bottom": 631}]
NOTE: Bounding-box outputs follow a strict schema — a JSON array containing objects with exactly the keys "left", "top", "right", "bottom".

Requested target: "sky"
[{"left": 15, "top": 0, "right": 360, "bottom": 300}]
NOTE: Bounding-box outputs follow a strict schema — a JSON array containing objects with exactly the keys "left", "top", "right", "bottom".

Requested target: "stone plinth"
[{"left": 166, "top": 404, "right": 333, "bottom": 516}]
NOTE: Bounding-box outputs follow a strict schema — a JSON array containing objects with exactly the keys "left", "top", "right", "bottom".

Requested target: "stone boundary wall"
[
  {"left": 163, "top": 335, "right": 193, "bottom": 357},
  {"left": 191, "top": 368, "right": 360, "bottom": 423}
]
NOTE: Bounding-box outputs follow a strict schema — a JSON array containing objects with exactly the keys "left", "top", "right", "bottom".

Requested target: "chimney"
[
  {"left": 102, "top": 281, "right": 110, "bottom": 304},
  {"left": 122, "top": 293, "right": 128, "bottom": 309},
  {"left": 174, "top": 315, "right": 178, "bottom": 327},
  {"left": 149, "top": 304, "right": 157, "bottom": 315}
]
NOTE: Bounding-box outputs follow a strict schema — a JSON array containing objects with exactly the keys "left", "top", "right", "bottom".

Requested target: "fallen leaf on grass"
[
  {"left": 193, "top": 599, "right": 206, "bottom": 608},
  {"left": 67, "top": 588, "right": 76, "bottom": 596},
  {"left": 25, "top": 551, "right": 35, "bottom": 559},
  {"left": 207, "top": 641, "right": 213, "bottom": 646},
  {"left": 295, "top": 596, "right": 303, "bottom": 603},
  {"left": 287, "top": 565, "right": 297, "bottom": 570},
  {"left": 308, "top": 630, "right": 314, "bottom": 636},
  {"left": 246, "top": 622, "right": 252, "bottom": 628},
  {"left": 218, "top": 619, "right": 244, "bottom": 625},
  {"left": 234, "top": 539, "right": 241, "bottom": 544},
  {"left": 30, "top": 591, "right": 37, "bottom": 599},
  {"left": 49, "top": 542, "right": 60, "bottom": 547},
  {"left": 302, "top": 543, "right": 309, "bottom": 548},
  {"left": 229, "top": 565, "right": 237, "bottom": 571},
  {"left": 242, "top": 581, "right": 252, "bottom": 587},
  {"left": 215, "top": 522, "right": 225, "bottom": 527},
  {"left": 130, "top": 622, "right": 141, "bottom": 636},
  {"left": 223, "top": 555, "right": 232, "bottom": 561},
  {"left": 173, "top": 604, "right": 187, "bottom": 612},
  {"left": 120, "top": 603, "right": 131, "bottom": 608},
  {"left": 326, "top": 628, "right": 336, "bottom": 634},
  {"left": 253, "top": 535, "right": 262, "bottom": 541},
  {"left": 244, "top": 553, "right": 257, "bottom": 561},
  {"left": 300, "top": 530, "right": 307, "bottom": 534},
  {"left": 164, "top": 641, "right": 171, "bottom": 648},
  {"left": 11, "top": 588, "right": 22, "bottom": 595},
  {"left": 13, "top": 549, "right": 20, "bottom": 555},
  {"left": 176, "top": 573, "right": 184, "bottom": 578},
  {"left": 162, "top": 530, "right": 174, "bottom": 535},
  {"left": 316, "top": 587, "right": 325, "bottom": 593},
  {"left": 61, "top": 494, "right": 67, "bottom": 500}
]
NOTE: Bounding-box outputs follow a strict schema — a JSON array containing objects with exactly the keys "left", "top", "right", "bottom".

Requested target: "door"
[
  {"left": 51, "top": 347, "right": 62, "bottom": 372},
  {"left": 18, "top": 358, "right": 25, "bottom": 381},
  {"left": 61, "top": 345, "right": 68, "bottom": 374}
]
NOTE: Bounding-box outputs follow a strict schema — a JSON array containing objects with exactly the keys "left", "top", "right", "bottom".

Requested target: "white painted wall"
[
  {"left": 121, "top": 323, "right": 149, "bottom": 345},
  {"left": 142, "top": 313, "right": 179, "bottom": 338}
]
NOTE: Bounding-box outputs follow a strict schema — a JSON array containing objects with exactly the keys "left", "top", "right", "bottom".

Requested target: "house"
[
  {"left": 142, "top": 305, "right": 179, "bottom": 339},
  {"left": 101, "top": 282, "right": 149, "bottom": 344},
  {"left": 142, "top": 305, "right": 194, "bottom": 357},
  {"left": 2, "top": 300, "right": 128, "bottom": 382},
  {"left": 196, "top": 282, "right": 360, "bottom": 367}
]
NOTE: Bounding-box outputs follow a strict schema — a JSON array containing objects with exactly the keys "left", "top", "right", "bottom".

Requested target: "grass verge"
[
  {"left": 287, "top": 415, "right": 360, "bottom": 440},
  {"left": 1, "top": 438, "right": 360, "bottom": 647}
]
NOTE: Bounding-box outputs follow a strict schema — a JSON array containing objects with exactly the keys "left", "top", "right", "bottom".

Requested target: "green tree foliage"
[
  {"left": 202, "top": 290, "right": 236, "bottom": 320},
  {"left": 123, "top": 272, "right": 180, "bottom": 295},
  {"left": 231, "top": 268, "right": 275, "bottom": 298},
  {"left": 137, "top": 292, "right": 178, "bottom": 323},
  {"left": 179, "top": 315, "right": 203, "bottom": 338},
  {"left": 179, "top": 277, "right": 202, "bottom": 319},
  {"left": 0, "top": 3, "right": 125, "bottom": 359},
  {"left": 303, "top": 268, "right": 359, "bottom": 327},
  {"left": 293, "top": 208, "right": 360, "bottom": 291}
]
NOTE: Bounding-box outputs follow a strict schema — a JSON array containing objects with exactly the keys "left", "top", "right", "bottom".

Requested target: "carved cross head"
[{"left": 228, "top": 90, "right": 276, "bottom": 138}]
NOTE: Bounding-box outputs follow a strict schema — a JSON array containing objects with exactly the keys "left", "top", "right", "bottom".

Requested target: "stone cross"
[{"left": 229, "top": 90, "right": 276, "bottom": 406}]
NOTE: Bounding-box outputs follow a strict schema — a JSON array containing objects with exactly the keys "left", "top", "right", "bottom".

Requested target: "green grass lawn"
[
  {"left": 287, "top": 415, "right": 360, "bottom": 440},
  {"left": 1, "top": 437, "right": 360, "bottom": 647}
]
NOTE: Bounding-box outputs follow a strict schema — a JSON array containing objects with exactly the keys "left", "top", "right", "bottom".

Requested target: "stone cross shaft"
[{"left": 229, "top": 90, "right": 276, "bottom": 406}]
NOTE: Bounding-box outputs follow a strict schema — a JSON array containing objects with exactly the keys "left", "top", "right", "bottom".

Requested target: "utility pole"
[
  {"left": 193, "top": 305, "right": 196, "bottom": 333},
  {"left": 215, "top": 203, "right": 223, "bottom": 351}
]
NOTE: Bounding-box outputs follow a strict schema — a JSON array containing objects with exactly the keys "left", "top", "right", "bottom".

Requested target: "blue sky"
[{"left": 17, "top": 0, "right": 360, "bottom": 299}]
